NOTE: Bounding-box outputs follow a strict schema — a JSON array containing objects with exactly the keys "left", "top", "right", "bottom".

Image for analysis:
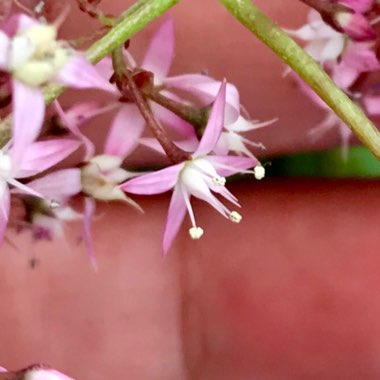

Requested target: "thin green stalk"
[{"left": 219, "top": 0, "right": 380, "bottom": 160}]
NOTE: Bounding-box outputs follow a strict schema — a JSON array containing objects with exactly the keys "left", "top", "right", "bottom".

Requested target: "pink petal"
[
  {"left": 95, "top": 56, "right": 114, "bottom": 81},
  {"left": 162, "top": 184, "right": 187, "bottom": 255},
  {"left": 142, "top": 17, "right": 174, "bottom": 85},
  {"left": 25, "top": 168, "right": 82, "bottom": 200},
  {"left": 121, "top": 163, "right": 183, "bottom": 195},
  {"left": 139, "top": 137, "right": 198, "bottom": 155},
  {"left": 151, "top": 102, "right": 196, "bottom": 138},
  {"left": 339, "top": 12, "right": 375, "bottom": 41},
  {"left": 195, "top": 81, "right": 226, "bottom": 156},
  {"left": 208, "top": 155, "right": 258, "bottom": 177},
  {"left": 363, "top": 95, "right": 380, "bottom": 115},
  {"left": 83, "top": 197, "right": 97, "bottom": 269},
  {"left": 13, "top": 139, "right": 81, "bottom": 178},
  {"left": 164, "top": 74, "right": 240, "bottom": 124},
  {"left": 104, "top": 104, "right": 145, "bottom": 158},
  {"left": 16, "top": 13, "right": 41, "bottom": 32},
  {"left": 340, "top": 0, "right": 373, "bottom": 13},
  {"left": 12, "top": 80, "right": 45, "bottom": 165},
  {"left": 54, "top": 101, "right": 95, "bottom": 161},
  {"left": 0, "top": 181, "right": 9, "bottom": 247},
  {"left": 0, "top": 31, "right": 10, "bottom": 70},
  {"left": 57, "top": 55, "right": 117, "bottom": 93}
]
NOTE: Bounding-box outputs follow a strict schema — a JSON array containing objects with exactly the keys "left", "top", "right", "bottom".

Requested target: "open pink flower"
[
  {"left": 0, "top": 138, "right": 80, "bottom": 245},
  {"left": 0, "top": 13, "right": 114, "bottom": 163},
  {"left": 122, "top": 82, "right": 262, "bottom": 255}
]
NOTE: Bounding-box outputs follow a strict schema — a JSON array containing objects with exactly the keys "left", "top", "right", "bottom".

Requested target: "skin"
[{"left": 1, "top": 1, "right": 380, "bottom": 380}]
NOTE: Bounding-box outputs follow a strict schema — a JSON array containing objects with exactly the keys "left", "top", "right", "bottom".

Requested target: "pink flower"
[
  {"left": 0, "top": 138, "right": 80, "bottom": 245},
  {"left": 286, "top": 10, "right": 345, "bottom": 64},
  {"left": 122, "top": 82, "right": 262, "bottom": 255},
  {"left": 20, "top": 168, "right": 82, "bottom": 241},
  {"left": 0, "top": 13, "right": 114, "bottom": 163},
  {"left": 332, "top": 41, "right": 380, "bottom": 89}
]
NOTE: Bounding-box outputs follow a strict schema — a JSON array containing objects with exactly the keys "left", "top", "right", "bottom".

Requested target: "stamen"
[
  {"left": 212, "top": 175, "right": 226, "bottom": 186},
  {"left": 189, "top": 226, "right": 204, "bottom": 240},
  {"left": 254, "top": 165, "right": 265, "bottom": 180},
  {"left": 229, "top": 211, "right": 242, "bottom": 223}
]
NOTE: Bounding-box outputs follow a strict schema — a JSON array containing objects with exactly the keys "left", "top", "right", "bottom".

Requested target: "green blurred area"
[{"left": 267, "top": 146, "right": 380, "bottom": 178}]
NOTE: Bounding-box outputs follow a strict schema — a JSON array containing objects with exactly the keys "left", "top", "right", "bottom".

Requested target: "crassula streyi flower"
[
  {"left": 122, "top": 81, "right": 264, "bottom": 254},
  {"left": 0, "top": 13, "right": 114, "bottom": 163}
]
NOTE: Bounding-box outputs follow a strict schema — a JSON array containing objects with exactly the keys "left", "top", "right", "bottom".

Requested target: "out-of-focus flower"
[
  {"left": 19, "top": 168, "right": 82, "bottom": 241},
  {"left": 76, "top": 103, "right": 144, "bottom": 266},
  {"left": 0, "top": 138, "right": 80, "bottom": 245},
  {"left": 0, "top": 13, "right": 114, "bottom": 163},
  {"left": 332, "top": 41, "right": 380, "bottom": 89},
  {"left": 286, "top": 10, "right": 345, "bottom": 64},
  {"left": 122, "top": 82, "right": 263, "bottom": 255}
]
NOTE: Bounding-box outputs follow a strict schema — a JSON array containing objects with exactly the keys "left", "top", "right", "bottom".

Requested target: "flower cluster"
[
  {"left": 0, "top": 11, "right": 269, "bottom": 261},
  {"left": 289, "top": 0, "right": 380, "bottom": 155}
]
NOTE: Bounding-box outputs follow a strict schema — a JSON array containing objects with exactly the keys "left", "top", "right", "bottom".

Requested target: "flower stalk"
[
  {"left": 219, "top": 0, "right": 380, "bottom": 160},
  {"left": 111, "top": 47, "right": 189, "bottom": 163}
]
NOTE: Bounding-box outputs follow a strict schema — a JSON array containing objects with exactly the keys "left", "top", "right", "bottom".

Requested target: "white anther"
[
  {"left": 254, "top": 165, "right": 265, "bottom": 180},
  {"left": 212, "top": 175, "right": 226, "bottom": 186},
  {"left": 189, "top": 226, "right": 204, "bottom": 240},
  {"left": 229, "top": 211, "right": 242, "bottom": 223}
]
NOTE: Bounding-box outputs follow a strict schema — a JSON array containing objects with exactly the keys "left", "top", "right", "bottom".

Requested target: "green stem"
[
  {"left": 219, "top": 0, "right": 380, "bottom": 160},
  {"left": 147, "top": 90, "right": 209, "bottom": 132}
]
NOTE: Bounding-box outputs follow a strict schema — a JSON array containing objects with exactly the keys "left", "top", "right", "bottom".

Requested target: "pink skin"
[{"left": 1, "top": 1, "right": 380, "bottom": 379}]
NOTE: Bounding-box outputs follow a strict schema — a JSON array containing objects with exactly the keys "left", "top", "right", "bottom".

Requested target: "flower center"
[{"left": 11, "top": 25, "right": 72, "bottom": 86}]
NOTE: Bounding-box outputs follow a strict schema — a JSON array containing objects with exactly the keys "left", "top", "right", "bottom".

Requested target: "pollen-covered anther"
[
  {"left": 254, "top": 165, "right": 265, "bottom": 180},
  {"left": 212, "top": 175, "right": 226, "bottom": 186},
  {"left": 229, "top": 211, "right": 242, "bottom": 223},
  {"left": 189, "top": 226, "right": 204, "bottom": 240}
]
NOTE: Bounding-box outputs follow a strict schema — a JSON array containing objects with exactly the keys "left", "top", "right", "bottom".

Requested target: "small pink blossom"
[{"left": 122, "top": 82, "right": 262, "bottom": 255}]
